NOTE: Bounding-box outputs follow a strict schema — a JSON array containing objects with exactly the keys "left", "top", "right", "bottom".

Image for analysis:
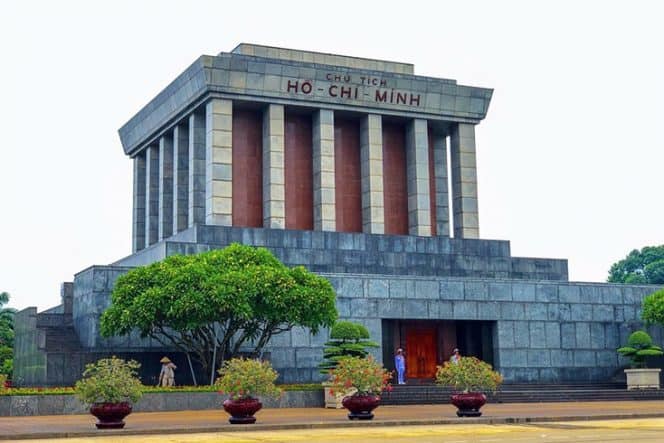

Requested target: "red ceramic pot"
[
  {"left": 450, "top": 392, "right": 487, "bottom": 417},
  {"left": 341, "top": 394, "right": 381, "bottom": 420},
  {"left": 223, "top": 397, "right": 262, "bottom": 424},
  {"left": 89, "top": 402, "right": 132, "bottom": 429}
]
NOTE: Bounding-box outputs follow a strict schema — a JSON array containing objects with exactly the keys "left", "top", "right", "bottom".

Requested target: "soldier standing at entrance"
[
  {"left": 395, "top": 348, "right": 406, "bottom": 384},
  {"left": 450, "top": 348, "right": 461, "bottom": 364}
]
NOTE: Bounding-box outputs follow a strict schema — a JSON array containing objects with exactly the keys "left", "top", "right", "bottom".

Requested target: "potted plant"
[
  {"left": 319, "top": 321, "right": 379, "bottom": 408},
  {"left": 617, "top": 330, "right": 663, "bottom": 389},
  {"left": 74, "top": 356, "right": 143, "bottom": 429},
  {"left": 435, "top": 356, "right": 503, "bottom": 417},
  {"left": 329, "top": 356, "right": 392, "bottom": 420},
  {"left": 215, "top": 358, "right": 282, "bottom": 424}
]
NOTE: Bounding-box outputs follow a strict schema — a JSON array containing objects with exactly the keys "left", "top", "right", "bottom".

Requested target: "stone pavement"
[{"left": 2, "top": 401, "right": 664, "bottom": 440}]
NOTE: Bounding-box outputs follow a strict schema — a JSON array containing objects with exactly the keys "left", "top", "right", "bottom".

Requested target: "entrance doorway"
[
  {"left": 405, "top": 327, "right": 437, "bottom": 379},
  {"left": 382, "top": 319, "right": 495, "bottom": 382}
]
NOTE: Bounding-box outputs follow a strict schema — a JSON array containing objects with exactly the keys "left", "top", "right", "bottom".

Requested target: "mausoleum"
[{"left": 14, "top": 44, "right": 659, "bottom": 386}]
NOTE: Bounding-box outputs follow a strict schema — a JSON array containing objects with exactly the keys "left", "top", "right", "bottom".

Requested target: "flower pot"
[
  {"left": 625, "top": 368, "right": 661, "bottom": 390},
  {"left": 451, "top": 392, "right": 486, "bottom": 417},
  {"left": 89, "top": 402, "right": 132, "bottom": 429},
  {"left": 341, "top": 394, "right": 380, "bottom": 420},
  {"left": 323, "top": 382, "right": 357, "bottom": 408},
  {"left": 223, "top": 397, "right": 262, "bottom": 424}
]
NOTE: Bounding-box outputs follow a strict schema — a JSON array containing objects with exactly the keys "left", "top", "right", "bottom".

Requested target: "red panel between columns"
[
  {"left": 334, "top": 118, "right": 362, "bottom": 232},
  {"left": 232, "top": 109, "right": 263, "bottom": 227},
  {"left": 285, "top": 113, "right": 314, "bottom": 230},
  {"left": 382, "top": 122, "right": 408, "bottom": 235}
]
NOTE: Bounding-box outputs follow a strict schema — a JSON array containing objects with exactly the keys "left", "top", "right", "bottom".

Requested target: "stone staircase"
[{"left": 381, "top": 382, "right": 664, "bottom": 405}]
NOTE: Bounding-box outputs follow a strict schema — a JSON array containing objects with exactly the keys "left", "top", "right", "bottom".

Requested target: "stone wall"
[
  {"left": 13, "top": 308, "right": 46, "bottom": 386},
  {"left": 114, "top": 225, "right": 569, "bottom": 281},
  {"left": 0, "top": 390, "right": 323, "bottom": 416}
]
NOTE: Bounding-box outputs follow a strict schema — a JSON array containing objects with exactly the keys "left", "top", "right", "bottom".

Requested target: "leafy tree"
[
  {"left": 641, "top": 288, "right": 664, "bottom": 326},
  {"left": 100, "top": 244, "right": 338, "bottom": 376},
  {"left": 0, "top": 292, "right": 15, "bottom": 377},
  {"left": 608, "top": 245, "right": 664, "bottom": 284},
  {"left": 319, "top": 321, "right": 379, "bottom": 374},
  {"left": 617, "top": 330, "right": 664, "bottom": 368}
]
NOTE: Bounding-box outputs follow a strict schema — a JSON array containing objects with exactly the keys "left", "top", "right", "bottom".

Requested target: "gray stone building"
[{"left": 13, "top": 44, "right": 660, "bottom": 386}]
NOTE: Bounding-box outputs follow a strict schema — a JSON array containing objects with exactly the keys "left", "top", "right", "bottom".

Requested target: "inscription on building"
[{"left": 285, "top": 72, "right": 421, "bottom": 107}]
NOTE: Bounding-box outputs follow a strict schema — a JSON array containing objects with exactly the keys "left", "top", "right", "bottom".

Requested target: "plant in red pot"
[
  {"left": 329, "top": 356, "right": 392, "bottom": 420},
  {"left": 435, "top": 356, "right": 503, "bottom": 417},
  {"left": 75, "top": 356, "right": 144, "bottom": 429},
  {"left": 215, "top": 358, "right": 282, "bottom": 424}
]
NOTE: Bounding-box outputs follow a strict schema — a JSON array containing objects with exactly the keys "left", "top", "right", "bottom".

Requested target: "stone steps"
[{"left": 381, "top": 383, "right": 664, "bottom": 405}]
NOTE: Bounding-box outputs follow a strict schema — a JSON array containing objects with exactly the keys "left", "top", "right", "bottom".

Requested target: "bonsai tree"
[
  {"left": 617, "top": 330, "right": 663, "bottom": 368},
  {"left": 75, "top": 356, "right": 144, "bottom": 405},
  {"left": 435, "top": 356, "right": 503, "bottom": 393},
  {"left": 319, "top": 321, "right": 379, "bottom": 374}
]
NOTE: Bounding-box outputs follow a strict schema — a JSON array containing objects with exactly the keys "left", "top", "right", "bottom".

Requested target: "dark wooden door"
[{"left": 405, "top": 327, "right": 438, "bottom": 379}]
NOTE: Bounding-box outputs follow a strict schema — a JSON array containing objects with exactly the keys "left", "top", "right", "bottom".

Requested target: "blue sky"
[{"left": 1, "top": 0, "right": 662, "bottom": 310}]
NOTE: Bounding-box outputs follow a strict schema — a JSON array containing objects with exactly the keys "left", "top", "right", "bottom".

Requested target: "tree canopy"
[
  {"left": 0, "top": 291, "right": 15, "bottom": 377},
  {"left": 607, "top": 245, "right": 664, "bottom": 284},
  {"left": 100, "top": 244, "right": 338, "bottom": 376}
]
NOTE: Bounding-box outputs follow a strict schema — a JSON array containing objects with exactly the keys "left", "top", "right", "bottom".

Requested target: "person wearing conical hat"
[{"left": 159, "top": 356, "right": 177, "bottom": 387}]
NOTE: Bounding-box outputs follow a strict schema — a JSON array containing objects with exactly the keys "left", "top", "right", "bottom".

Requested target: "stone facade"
[{"left": 12, "top": 44, "right": 661, "bottom": 387}]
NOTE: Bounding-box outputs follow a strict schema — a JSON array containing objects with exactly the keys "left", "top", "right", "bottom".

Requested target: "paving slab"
[{"left": 2, "top": 401, "right": 664, "bottom": 440}]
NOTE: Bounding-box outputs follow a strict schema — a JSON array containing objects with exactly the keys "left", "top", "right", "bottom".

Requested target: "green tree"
[
  {"left": 608, "top": 245, "right": 664, "bottom": 284},
  {"left": 319, "top": 321, "right": 379, "bottom": 374},
  {"left": 0, "top": 292, "right": 15, "bottom": 377},
  {"left": 100, "top": 244, "right": 338, "bottom": 375}
]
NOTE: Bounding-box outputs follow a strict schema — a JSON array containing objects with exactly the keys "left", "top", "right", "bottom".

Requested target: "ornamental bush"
[
  {"left": 617, "top": 330, "right": 663, "bottom": 368},
  {"left": 435, "top": 356, "right": 503, "bottom": 393},
  {"left": 75, "top": 356, "right": 144, "bottom": 405},
  {"left": 328, "top": 356, "right": 392, "bottom": 396},
  {"left": 215, "top": 358, "right": 282, "bottom": 401}
]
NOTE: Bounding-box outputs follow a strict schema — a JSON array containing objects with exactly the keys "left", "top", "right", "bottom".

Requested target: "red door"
[{"left": 405, "top": 328, "right": 438, "bottom": 379}]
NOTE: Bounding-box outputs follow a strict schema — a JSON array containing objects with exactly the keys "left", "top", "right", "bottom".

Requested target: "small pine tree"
[
  {"left": 617, "top": 330, "right": 664, "bottom": 368},
  {"left": 319, "top": 321, "right": 379, "bottom": 374}
]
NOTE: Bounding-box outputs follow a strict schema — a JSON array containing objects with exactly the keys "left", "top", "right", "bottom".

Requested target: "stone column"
[
  {"left": 262, "top": 104, "right": 285, "bottom": 229},
  {"left": 360, "top": 114, "right": 384, "bottom": 234},
  {"left": 145, "top": 144, "right": 159, "bottom": 246},
  {"left": 188, "top": 112, "right": 206, "bottom": 227},
  {"left": 131, "top": 152, "right": 146, "bottom": 252},
  {"left": 158, "top": 134, "right": 174, "bottom": 241},
  {"left": 205, "top": 99, "right": 233, "bottom": 226},
  {"left": 60, "top": 282, "right": 73, "bottom": 316},
  {"left": 313, "top": 109, "right": 335, "bottom": 231},
  {"left": 432, "top": 133, "right": 450, "bottom": 237},
  {"left": 173, "top": 123, "right": 189, "bottom": 234},
  {"left": 406, "top": 119, "right": 431, "bottom": 236},
  {"left": 450, "top": 123, "right": 479, "bottom": 238}
]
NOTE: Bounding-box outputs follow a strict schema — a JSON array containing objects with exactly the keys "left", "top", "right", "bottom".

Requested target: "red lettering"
[
  {"left": 340, "top": 86, "right": 352, "bottom": 98},
  {"left": 396, "top": 92, "right": 407, "bottom": 104},
  {"left": 375, "top": 90, "right": 388, "bottom": 103},
  {"left": 409, "top": 94, "right": 421, "bottom": 106},
  {"left": 287, "top": 80, "right": 299, "bottom": 93},
  {"left": 380, "top": 79, "right": 387, "bottom": 87},
  {"left": 326, "top": 73, "right": 333, "bottom": 81},
  {"left": 301, "top": 81, "right": 312, "bottom": 94},
  {"left": 328, "top": 85, "right": 338, "bottom": 97}
]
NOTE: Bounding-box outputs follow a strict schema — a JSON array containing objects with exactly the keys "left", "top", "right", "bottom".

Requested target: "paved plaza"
[{"left": 2, "top": 401, "right": 664, "bottom": 440}]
